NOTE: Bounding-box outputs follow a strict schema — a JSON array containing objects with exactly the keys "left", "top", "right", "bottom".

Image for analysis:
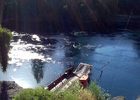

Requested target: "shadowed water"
[{"left": 0, "top": 30, "right": 140, "bottom": 100}]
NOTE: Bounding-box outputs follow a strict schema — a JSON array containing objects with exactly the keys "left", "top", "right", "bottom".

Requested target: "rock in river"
[
  {"left": 112, "top": 96, "right": 126, "bottom": 100},
  {"left": 0, "top": 81, "right": 23, "bottom": 100}
]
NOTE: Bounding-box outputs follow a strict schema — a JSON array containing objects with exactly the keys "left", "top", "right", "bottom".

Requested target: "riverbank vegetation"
[
  {"left": 0, "top": 25, "right": 13, "bottom": 72},
  {"left": 13, "top": 81, "right": 111, "bottom": 100}
]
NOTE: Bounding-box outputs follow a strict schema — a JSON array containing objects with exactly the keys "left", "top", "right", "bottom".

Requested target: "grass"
[
  {"left": 13, "top": 81, "right": 111, "bottom": 100},
  {"left": 78, "top": 89, "right": 96, "bottom": 100},
  {"left": 88, "top": 81, "right": 103, "bottom": 100}
]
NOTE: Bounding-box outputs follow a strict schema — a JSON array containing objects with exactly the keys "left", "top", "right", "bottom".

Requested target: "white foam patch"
[{"left": 8, "top": 42, "right": 52, "bottom": 65}]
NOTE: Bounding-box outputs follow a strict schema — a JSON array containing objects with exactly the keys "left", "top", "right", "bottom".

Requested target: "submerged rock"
[
  {"left": 41, "top": 38, "right": 58, "bottom": 45},
  {"left": 112, "top": 96, "right": 126, "bottom": 100},
  {"left": 0, "top": 81, "right": 23, "bottom": 100}
]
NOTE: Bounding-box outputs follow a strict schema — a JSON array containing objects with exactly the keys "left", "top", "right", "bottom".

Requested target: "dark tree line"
[{"left": 1, "top": 0, "right": 140, "bottom": 33}]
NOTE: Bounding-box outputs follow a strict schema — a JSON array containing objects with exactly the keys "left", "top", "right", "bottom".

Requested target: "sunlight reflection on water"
[{"left": 8, "top": 42, "right": 52, "bottom": 66}]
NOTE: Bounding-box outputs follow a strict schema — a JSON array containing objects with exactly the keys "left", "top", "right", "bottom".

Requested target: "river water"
[{"left": 0, "top": 30, "right": 140, "bottom": 100}]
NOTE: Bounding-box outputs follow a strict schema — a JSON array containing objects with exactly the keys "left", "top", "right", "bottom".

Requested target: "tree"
[
  {"left": 0, "top": 0, "right": 5, "bottom": 24},
  {"left": 0, "top": 25, "right": 13, "bottom": 72}
]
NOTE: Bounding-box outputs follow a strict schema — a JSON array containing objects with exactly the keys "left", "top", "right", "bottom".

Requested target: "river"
[{"left": 0, "top": 30, "right": 140, "bottom": 100}]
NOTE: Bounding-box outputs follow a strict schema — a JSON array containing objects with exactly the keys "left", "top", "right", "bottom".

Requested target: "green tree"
[{"left": 0, "top": 25, "right": 13, "bottom": 72}]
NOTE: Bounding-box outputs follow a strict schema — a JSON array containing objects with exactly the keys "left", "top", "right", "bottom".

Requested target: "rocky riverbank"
[{"left": 0, "top": 81, "right": 23, "bottom": 100}]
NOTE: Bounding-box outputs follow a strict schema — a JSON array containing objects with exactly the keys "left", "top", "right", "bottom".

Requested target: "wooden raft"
[{"left": 45, "top": 63, "right": 93, "bottom": 91}]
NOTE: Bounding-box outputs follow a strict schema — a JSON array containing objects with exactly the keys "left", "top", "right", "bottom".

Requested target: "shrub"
[
  {"left": 78, "top": 89, "right": 96, "bottom": 100},
  {"left": 13, "top": 88, "right": 54, "bottom": 100},
  {"left": 88, "top": 80, "right": 104, "bottom": 100},
  {"left": 13, "top": 81, "right": 107, "bottom": 100}
]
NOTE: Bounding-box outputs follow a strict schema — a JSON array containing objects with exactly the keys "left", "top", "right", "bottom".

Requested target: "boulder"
[
  {"left": 0, "top": 81, "right": 23, "bottom": 100},
  {"left": 112, "top": 96, "right": 126, "bottom": 100}
]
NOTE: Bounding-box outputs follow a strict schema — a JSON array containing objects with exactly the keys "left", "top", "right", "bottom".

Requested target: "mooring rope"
[
  {"left": 97, "top": 37, "right": 122, "bottom": 82},
  {"left": 97, "top": 9, "right": 133, "bottom": 80},
  {"left": 125, "top": 9, "right": 133, "bottom": 29},
  {"left": 98, "top": 9, "right": 133, "bottom": 75},
  {"left": 97, "top": 9, "right": 133, "bottom": 82},
  {"left": 97, "top": 9, "right": 133, "bottom": 81}
]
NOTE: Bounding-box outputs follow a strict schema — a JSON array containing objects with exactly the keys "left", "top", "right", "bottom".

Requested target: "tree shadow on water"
[
  {"left": 31, "top": 59, "right": 45, "bottom": 83},
  {"left": 0, "top": 42, "right": 9, "bottom": 72}
]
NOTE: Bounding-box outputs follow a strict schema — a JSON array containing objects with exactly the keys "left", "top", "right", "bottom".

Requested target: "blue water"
[{"left": 0, "top": 30, "right": 140, "bottom": 99}]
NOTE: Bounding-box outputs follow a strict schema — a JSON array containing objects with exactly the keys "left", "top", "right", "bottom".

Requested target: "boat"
[{"left": 45, "top": 63, "right": 92, "bottom": 91}]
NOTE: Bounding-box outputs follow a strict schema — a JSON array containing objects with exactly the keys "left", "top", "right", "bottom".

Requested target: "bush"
[
  {"left": 13, "top": 81, "right": 107, "bottom": 100},
  {"left": 88, "top": 81, "right": 104, "bottom": 100},
  {"left": 13, "top": 88, "right": 54, "bottom": 100},
  {"left": 78, "top": 89, "right": 95, "bottom": 100}
]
